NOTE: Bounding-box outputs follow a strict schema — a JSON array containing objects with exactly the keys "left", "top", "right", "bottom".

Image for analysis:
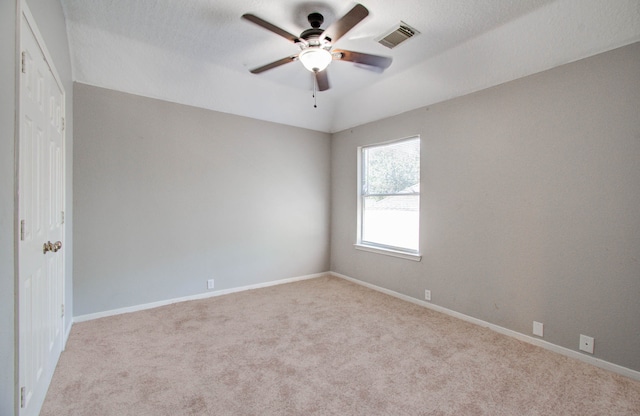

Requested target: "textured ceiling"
[{"left": 61, "top": 0, "right": 640, "bottom": 132}]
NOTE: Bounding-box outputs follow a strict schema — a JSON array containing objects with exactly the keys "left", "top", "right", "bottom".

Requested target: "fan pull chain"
[{"left": 313, "top": 76, "right": 318, "bottom": 108}]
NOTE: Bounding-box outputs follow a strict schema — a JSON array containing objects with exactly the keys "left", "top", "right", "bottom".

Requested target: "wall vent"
[{"left": 377, "top": 22, "right": 420, "bottom": 49}]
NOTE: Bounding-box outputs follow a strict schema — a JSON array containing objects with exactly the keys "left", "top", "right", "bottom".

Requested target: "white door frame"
[{"left": 16, "top": 1, "right": 67, "bottom": 414}]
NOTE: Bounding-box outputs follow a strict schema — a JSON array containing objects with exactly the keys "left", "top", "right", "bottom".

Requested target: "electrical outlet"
[
  {"left": 579, "top": 334, "right": 594, "bottom": 354},
  {"left": 207, "top": 279, "right": 214, "bottom": 290},
  {"left": 533, "top": 321, "right": 544, "bottom": 337},
  {"left": 424, "top": 290, "right": 431, "bottom": 301}
]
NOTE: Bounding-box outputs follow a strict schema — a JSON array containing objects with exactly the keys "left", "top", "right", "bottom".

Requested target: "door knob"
[{"left": 43, "top": 241, "right": 62, "bottom": 254}]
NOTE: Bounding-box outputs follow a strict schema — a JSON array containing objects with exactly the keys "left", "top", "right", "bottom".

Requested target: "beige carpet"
[{"left": 42, "top": 275, "right": 640, "bottom": 415}]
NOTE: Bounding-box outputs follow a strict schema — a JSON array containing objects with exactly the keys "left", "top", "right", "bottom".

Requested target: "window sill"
[{"left": 354, "top": 244, "right": 422, "bottom": 262}]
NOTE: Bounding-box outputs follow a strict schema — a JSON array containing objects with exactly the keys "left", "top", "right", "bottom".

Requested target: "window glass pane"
[
  {"left": 359, "top": 136, "right": 420, "bottom": 254},
  {"left": 362, "top": 194, "right": 419, "bottom": 251},
  {"left": 363, "top": 139, "right": 420, "bottom": 195}
]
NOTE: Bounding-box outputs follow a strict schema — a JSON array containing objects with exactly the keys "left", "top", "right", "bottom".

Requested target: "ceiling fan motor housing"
[{"left": 301, "top": 13, "right": 327, "bottom": 46}]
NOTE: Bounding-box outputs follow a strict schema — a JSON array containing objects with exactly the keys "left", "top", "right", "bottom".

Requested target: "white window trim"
[
  {"left": 356, "top": 135, "right": 421, "bottom": 261},
  {"left": 354, "top": 243, "right": 422, "bottom": 261}
]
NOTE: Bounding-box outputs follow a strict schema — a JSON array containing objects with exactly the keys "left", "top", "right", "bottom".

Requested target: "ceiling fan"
[{"left": 242, "top": 3, "right": 392, "bottom": 92}]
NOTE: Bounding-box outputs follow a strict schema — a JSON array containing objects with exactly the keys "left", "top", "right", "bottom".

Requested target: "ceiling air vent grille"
[{"left": 377, "top": 22, "right": 420, "bottom": 49}]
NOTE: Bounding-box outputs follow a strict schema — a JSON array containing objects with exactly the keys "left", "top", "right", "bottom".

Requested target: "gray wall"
[
  {"left": 73, "top": 83, "right": 331, "bottom": 316},
  {"left": 1, "top": 0, "right": 73, "bottom": 414},
  {"left": 331, "top": 42, "right": 640, "bottom": 371}
]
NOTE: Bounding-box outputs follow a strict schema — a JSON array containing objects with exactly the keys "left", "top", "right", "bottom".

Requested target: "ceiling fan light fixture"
[{"left": 299, "top": 48, "right": 332, "bottom": 72}]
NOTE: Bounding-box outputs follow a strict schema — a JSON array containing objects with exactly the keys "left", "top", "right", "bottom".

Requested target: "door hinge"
[
  {"left": 20, "top": 386, "right": 25, "bottom": 408},
  {"left": 61, "top": 304, "right": 65, "bottom": 318},
  {"left": 20, "top": 220, "right": 25, "bottom": 241},
  {"left": 21, "top": 51, "right": 27, "bottom": 74},
  {"left": 61, "top": 117, "right": 65, "bottom": 131},
  {"left": 61, "top": 211, "right": 65, "bottom": 224}
]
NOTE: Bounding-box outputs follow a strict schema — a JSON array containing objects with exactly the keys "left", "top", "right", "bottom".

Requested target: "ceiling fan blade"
[
  {"left": 333, "top": 49, "right": 392, "bottom": 71},
  {"left": 315, "top": 70, "right": 330, "bottom": 91},
  {"left": 242, "top": 14, "right": 304, "bottom": 44},
  {"left": 250, "top": 55, "right": 298, "bottom": 74},
  {"left": 322, "top": 4, "right": 369, "bottom": 44}
]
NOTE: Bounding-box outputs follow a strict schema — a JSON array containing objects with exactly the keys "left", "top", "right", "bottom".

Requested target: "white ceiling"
[{"left": 60, "top": 0, "right": 640, "bottom": 133}]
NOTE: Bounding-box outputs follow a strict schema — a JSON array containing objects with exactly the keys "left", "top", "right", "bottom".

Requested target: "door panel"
[{"left": 18, "top": 6, "right": 65, "bottom": 415}]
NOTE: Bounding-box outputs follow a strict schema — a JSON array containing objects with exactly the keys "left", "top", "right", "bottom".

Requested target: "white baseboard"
[
  {"left": 71, "top": 270, "right": 639, "bottom": 381},
  {"left": 330, "top": 271, "right": 640, "bottom": 382},
  {"left": 74, "top": 272, "right": 327, "bottom": 323}
]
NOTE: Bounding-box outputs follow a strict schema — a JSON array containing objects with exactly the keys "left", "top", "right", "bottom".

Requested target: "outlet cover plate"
[
  {"left": 207, "top": 279, "right": 214, "bottom": 290},
  {"left": 579, "top": 334, "right": 594, "bottom": 354},
  {"left": 424, "top": 290, "right": 431, "bottom": 301},
  {"left": 533, "top": 321, "right": 544, "bottom": 337}
]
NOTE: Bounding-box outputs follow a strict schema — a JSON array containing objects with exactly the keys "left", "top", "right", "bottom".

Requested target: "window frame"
[{"left": 355, "top": 136, "right": 422, "bottom": 261}]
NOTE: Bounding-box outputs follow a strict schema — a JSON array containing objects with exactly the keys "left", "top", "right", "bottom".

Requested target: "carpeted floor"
[{"left": 42, "top": 275, "right": 640, "bottom": 415}]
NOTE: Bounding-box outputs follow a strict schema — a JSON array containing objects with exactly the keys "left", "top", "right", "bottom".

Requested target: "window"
[{"left": 356, "top": 136, "right": 421, "bottom": 260}]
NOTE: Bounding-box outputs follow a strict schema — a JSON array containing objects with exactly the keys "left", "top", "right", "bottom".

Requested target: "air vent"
[{"left": 377, "top": 22, "right": 420, "bottom": 49}]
